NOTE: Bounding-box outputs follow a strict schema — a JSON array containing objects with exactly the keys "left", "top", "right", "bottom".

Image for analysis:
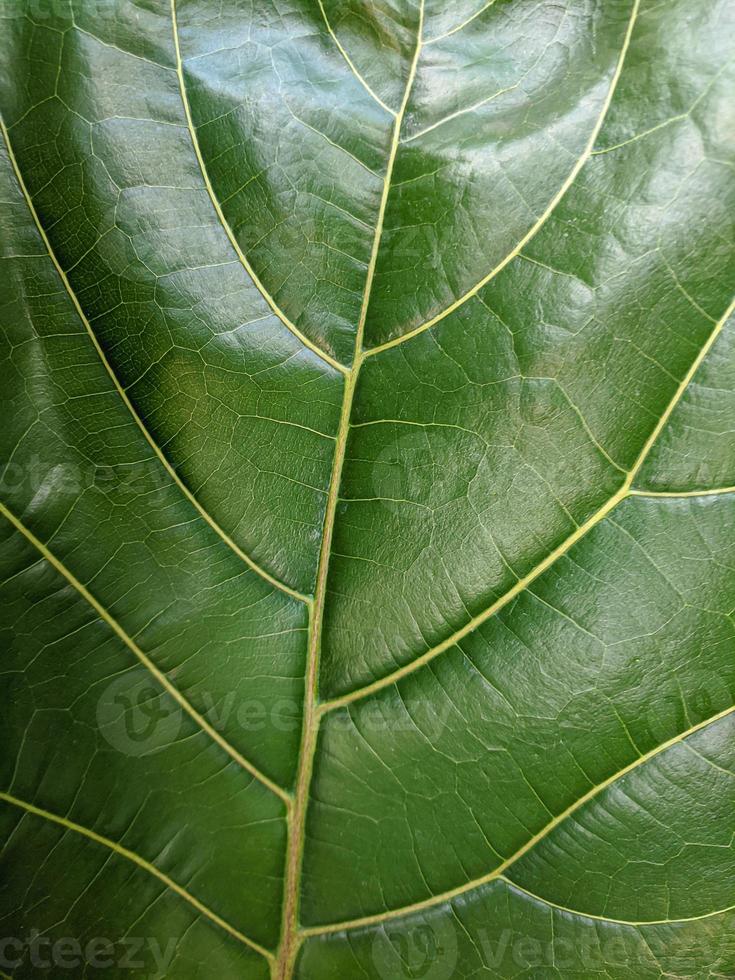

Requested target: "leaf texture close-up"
[{"left": 1, "top": 0, "right": 734, "bottom": 977}]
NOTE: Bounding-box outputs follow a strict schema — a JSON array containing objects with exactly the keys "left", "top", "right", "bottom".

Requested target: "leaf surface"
[{"left": 0, "top": 0, "right": 734, "bottom": 977}]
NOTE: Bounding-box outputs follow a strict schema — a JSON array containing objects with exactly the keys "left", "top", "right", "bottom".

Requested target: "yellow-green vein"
[
  {"left": 273, "top": 5, "right": 426, "bottom": 976},
  {"left": 362, "top": 0, "right": 641, "bottom": 359},
  {"left": 424, "top": 1, "right": 500, "bottom": 45},
  {"left": 0, "top": 117, "right": 307, "bottom": 605},
  {"left": 320, "top": 292, "right": 735, "bottom": 713},
  {"left": 0, "top": 501, "right": 292, "bottom": 807},
  {"left": 630, "top": 486, "right": 735, "bottom": 498},
  {"left": 500, "top": 877, "right": 735, "bottom": 928},
  {"left": 0, "top": 791, "right": 273, "bottom": 962},
  {"left": 300, "top": 702, "right": 735, "bottom": 935},
  {"left": 170, "top": 0, "right": 349, "bottom": 377},
  {"left": 317, "top": 0, "right": 397, "bottom": 117}
]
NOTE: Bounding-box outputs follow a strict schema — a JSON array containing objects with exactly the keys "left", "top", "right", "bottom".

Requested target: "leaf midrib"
[
  {"left": 294, "top": 287, "right": 735, "bottom": 940},
  {"left": 273, "top": 0, "right": 675, "bottom": 971},
  {"left": 274, "top": 4, "right": 427, "bottom": 976}
]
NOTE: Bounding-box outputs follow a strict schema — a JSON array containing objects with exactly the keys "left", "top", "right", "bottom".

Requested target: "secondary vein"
[
  {"left": 170, "top": 0, "right": 349, "bottom": 377},
  {"left": 300, "top": 702, "right": 735, "bottom": 936},
  {"left": 0, "top": 116, "right": 307, "bottom": 605},
  {"left": 0, "top": 501, "right": 292, "bottom": 807},
  {"left": 317, "top": 0, "right": 397, "bottom": 117},
  {"left": 423, "top": 0, "right": 500, "bottom": 45},
  {"left": 630, "top": 486, "right": 735, "bottom": 498},
  {"left": 362, "top": 0, "right": 642, "bottom": 359},
  {"left": 0, "top": 791, "right": 273, "bottom": 962},
  {"left": 499, "top": 877, "right": 735, "bottom": 927},
  {"left": 320, "top": 292, "right": 735, "bottom": 713}
]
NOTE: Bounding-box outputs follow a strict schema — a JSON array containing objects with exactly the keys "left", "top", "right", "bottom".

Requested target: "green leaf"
[{"left": 1, "top": 0, "right": 734, "bottom": 978}]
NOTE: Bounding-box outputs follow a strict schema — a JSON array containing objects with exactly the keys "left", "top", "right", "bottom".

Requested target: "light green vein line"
[
  {"left": 274, "top": 6, "right": 425, "bottom": 976},
  {"left": 170, "top": 0, "right": 349, "bottom": 376},
  {"left": 500, "top": 876, "right": 735, "bottom": 927},
  {"left": 628, "top": 294, "right": 735, "bottom": 483},
  {"left": 0, "top": 501, "right": 292, "bottom": 807},
  {"left": 284, "top": 105, "right": 384, "bottom": 180},
  {"left": 300, "top": 702, "right": 735, "bottom": 936},
  {"left": 400, "top": 82, "right": 520, "bottom": 144},
  {"left": 320, "top": 292, "right": 735, "bottom": 713},
  {"left": 591, "top": 112, "right": 689, "bottom": 156},
  {"left": 318, "top": 486, "right": 629, "bottom": 713},
  {"left": 362, "top": 0, "right": 642, "bottom": 359},
  {"left": 590, "top": 60, "right": 730, "bottom": 159},
  {"left": 403, "top": 26, "right": 562, "bottom": 148},
  {"left": 526, "top": 376, "right": 626, "bottom": 473},
  {"left": 630, "top": 486, "right": 735, "bottom": 499},
  {"left": 0, "top": 791, "right": 273, "bottom": 962},
  {"left": 662, "top": 253, "right": 718, "bottom": 325},
  {"left": 71, "top": 23, "right": 174, "bottom": 71},
  {"left": 317, "top": 0, "right": 397, "bottom": 116},
  {"left": 424, "top": 1, "right": 499, "bottom": 45},
  {"left": 0, "top": 117, "right": 308, "bottom": 605}
]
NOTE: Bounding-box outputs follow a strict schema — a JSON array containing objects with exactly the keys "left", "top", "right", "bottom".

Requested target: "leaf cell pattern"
[{"left": 0, "top": 1, "right": 734, "bottom": 978}]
